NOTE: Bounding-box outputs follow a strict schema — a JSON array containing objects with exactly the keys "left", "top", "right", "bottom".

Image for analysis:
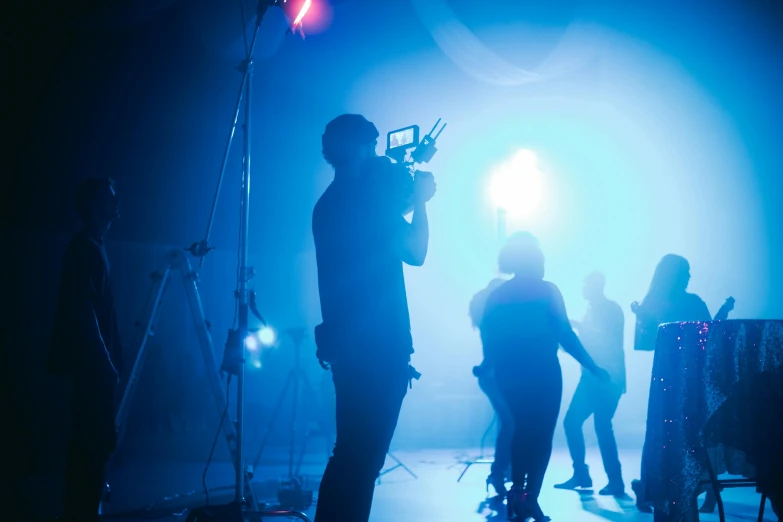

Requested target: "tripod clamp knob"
[{"left": 185, "top": 240, "right": 215, "bottom": 258}]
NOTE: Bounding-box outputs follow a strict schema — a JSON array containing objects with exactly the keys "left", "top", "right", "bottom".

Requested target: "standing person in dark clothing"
[
  {"left": 629, "top": 253, "right": 715, "bottom": 512},
  {"left": 47, "top": 178, "right": 123, "bottom": 522},
  {"left": 469, "top": 277, "right": 514, "bottom": 500},
  {"left": 554, "top": 271, "right": 626, "bottom": 496},
  {"left": 312, "top": 114, "right": 436, "bottom": 522},
  {"left": 480, "top": 232, "right": 610, "bottom": 522},
  {"left": 630, "top": 254, "right": 711, "bottom": 354}
]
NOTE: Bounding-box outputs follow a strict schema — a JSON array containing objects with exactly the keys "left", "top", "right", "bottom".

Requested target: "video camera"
[{"left": 385, "top": 118, "right": 447, "bottom": 167}]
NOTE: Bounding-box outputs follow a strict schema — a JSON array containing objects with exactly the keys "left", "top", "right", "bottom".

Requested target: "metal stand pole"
[
  {"left": 456, "top": 415, "right": 497, "bottom": 482},
  {"left": 497, "top": 207, "right": 507, "bottom": 244},
  {"left": 183, "top": 1, "right": 311, "bottom": 520}
]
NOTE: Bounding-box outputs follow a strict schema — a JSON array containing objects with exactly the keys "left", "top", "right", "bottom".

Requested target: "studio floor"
[{"left": 22, "top": 448, "right": 777, "bottom": 522}]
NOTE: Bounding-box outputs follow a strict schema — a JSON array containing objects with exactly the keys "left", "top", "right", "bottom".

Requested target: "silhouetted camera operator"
[{"left": 312, "top": 114, "right": 436, "bottom": 522}]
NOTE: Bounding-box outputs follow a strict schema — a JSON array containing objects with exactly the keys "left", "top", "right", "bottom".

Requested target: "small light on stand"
[
  {"left": 281, "top": 0, "right": 312, "bottom": 37},
  {"left": 258, "top": 326, "right": 278, "bottom": 347},
  {"left": 246, "top": 335, "right": 259, "bottom": 352}
]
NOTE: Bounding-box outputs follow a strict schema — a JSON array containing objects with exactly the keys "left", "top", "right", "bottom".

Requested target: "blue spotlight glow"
[{"left": 245, "top": 335, "right": 259, "bottom": 351}]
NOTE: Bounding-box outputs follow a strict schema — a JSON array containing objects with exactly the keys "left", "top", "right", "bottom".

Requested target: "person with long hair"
[
  {"left": 630, "top": 254, "right": 711, "bottom": 353},
  {"left": 629, "top": 254, "right": 724, "bottom": 512},
  {"left": 480, "top": 232, "right": 610, "bottom": 521}
]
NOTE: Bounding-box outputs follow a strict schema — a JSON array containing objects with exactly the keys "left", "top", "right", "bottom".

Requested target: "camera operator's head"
[
  {"left": 322, "top": 114, "right": 379, "bottom": 176},
  {"left": 498, "top": 231, "right": 545, "bottom": 280}
]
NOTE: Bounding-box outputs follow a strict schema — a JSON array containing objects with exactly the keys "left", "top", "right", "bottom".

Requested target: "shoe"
[
  {"left": 599, "top": 481, "right": 626, "bottom": 497},
  {"left": 507, "top": 486, "right": 526, "bottom": 520},
  {"left": 631, "top": 479, "right": 653, "bottom": 513},
  {"left": 487, "top": 474, "right": 508, "bottom": 498},
  {"left": 523, "top": 497, "right": 551, "bottom": 522},
  {"left": 554, "top": 466, "right": 592, "bottom": 490}
]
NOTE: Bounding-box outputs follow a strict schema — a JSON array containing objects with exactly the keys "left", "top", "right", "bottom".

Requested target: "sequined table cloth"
[{"left": 641, "top": 319, "right": 783, "bottom": 521}]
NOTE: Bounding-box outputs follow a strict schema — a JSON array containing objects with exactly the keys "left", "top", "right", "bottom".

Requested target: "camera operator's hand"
[{"left": 413, "top": 170, "right": 436, "bottom": 204}]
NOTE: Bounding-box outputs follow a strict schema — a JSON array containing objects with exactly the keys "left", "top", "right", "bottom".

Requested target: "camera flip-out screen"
[{"left": 387, "top": 125, "right": 419, "bottom": 153}]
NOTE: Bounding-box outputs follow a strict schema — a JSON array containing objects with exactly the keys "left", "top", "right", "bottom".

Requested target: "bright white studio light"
[{"left": 489, "top": 149, "right": 544, "bottom": 218}]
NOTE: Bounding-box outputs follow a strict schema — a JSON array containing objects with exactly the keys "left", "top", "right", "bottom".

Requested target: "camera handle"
[{"left": 388, "top": 118, "right": 447, "bottom": 168}]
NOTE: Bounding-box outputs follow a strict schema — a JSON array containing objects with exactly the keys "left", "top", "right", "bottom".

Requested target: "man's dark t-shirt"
[
  {"left": 578, "top": 298, "right": 626, "bottom": 393},
  {"left": 47, "top": 231, "right": 123, "bottom": 385},
  {"left": 312, "top": 170, "right": 413, "bottom": 365}
]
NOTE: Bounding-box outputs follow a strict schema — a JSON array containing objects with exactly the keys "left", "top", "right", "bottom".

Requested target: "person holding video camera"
[{"left": 312, "top": 114, "right": 436, "bottom": 522}]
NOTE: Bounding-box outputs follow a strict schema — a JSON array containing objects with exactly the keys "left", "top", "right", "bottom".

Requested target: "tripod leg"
[
  {"left": 294, "top": 369, "right": 322, "bottom": 477},
  {"left": 251, "top": 371, "right": 295, "bottom": 470},
  {"left": 289, "top": 366, "right": 300, "bottom": 479},
  {"left": 113, "top": 265, "right": 172, "bottom": 460},
  {"left": 457, "top": 462, "right": 473, "bottom": 482},
  {"left": 387, "top": 452, "right": 418, "bottom": 479},
  {"left": 479, "top": 415, "right": 497, "bottom": 459},
  {"left": 175, "top": 250, "right": 257, "bottom": 509}
]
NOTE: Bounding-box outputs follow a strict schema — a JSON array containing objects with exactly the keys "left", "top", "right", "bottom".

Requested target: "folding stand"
[
  {"left": 457, "top": 414, "right": 497, "bottom": 482},
  {"left": 377, "top": 452, "right": 418, "bottom": 485}
]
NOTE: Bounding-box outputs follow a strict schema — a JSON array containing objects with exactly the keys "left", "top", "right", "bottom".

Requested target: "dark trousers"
[
  {"left": 315, "top": 359, "right": 409, "bottom": 522},
  {"left": 500, "top": 364, "right": 562, "bottom": 498},
  {"left": 478, "top": 375, "right": 514, "bottom": 480},
  {"left": 563, "top": 376, "right": 623, "bottom": 483},
  {"left": 63, "top": 382, "right": 117, "bottom": 522}
]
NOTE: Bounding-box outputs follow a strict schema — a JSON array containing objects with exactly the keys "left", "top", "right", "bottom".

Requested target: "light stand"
[
  {"left": 456, "top": 415, "right": 497, "bottom": 483},
  {"left": 250, "top": 328, "right": 323, "bottom": 511},
  {"left": 496, "top": 207, "right": 507, "bottom": 244},
  {"left": 184, "top": 1, "right": 312, "bottom": 521},
  {"left": 454, "top": 206, "right": 507, "bottom": 484}
]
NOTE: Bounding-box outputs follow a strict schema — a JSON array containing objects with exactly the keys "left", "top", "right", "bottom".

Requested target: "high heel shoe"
[
  {"left": 487, "top": 474, "right": 508, "bottom": 498},
  {"left": 507, "top": 488, "right": 551, "bottom": 521},
  {"left": 506, "top": 486, "right": 526, "bottom": 520},
  {"left": 523, "top": 497, "right": 551, "bottom": 522}
]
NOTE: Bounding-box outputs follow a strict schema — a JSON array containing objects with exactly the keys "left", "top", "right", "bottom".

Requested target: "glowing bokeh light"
[
  {"left": 488, "top": 149, "right": 544, "bottom": 219},
  {"left": 245, "top": 335, "right": 258, "bottom": 351},
  {"left": 258, "top": 326, "right": 277, "bottom": 346}
]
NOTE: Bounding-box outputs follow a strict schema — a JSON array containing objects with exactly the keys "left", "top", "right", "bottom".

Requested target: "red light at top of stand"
[
  {"left": 292, "top": 0, "right": 311, "bottom": 27},
  {"left": 280, "top": 0, "right": 310, "bottom": 34},
  {"left": 281, "top": 0, "right": 333, "bottom": 36}
]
